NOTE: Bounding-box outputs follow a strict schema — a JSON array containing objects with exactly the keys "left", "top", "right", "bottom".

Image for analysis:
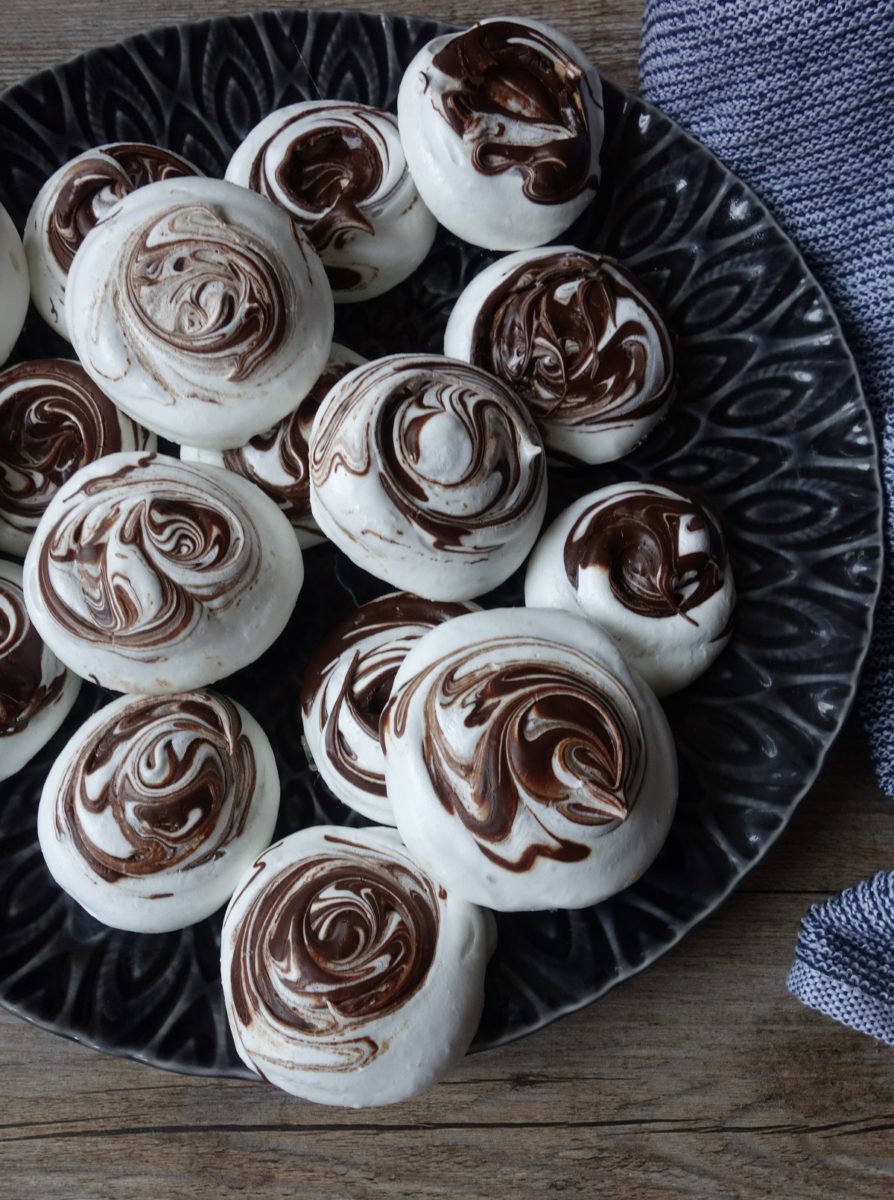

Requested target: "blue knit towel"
[{"left": 640, "top": 0, "right": 894, "bottom": 1042}]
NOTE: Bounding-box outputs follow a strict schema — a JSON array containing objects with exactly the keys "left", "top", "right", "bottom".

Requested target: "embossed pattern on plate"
[{"left": 0, "top": 9, "right": 881, "bottom": 1077}]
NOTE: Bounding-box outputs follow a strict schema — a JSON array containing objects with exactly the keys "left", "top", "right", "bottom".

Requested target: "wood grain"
[{"left": 1, "top": 2, "right": 893, "bottom": 1197}]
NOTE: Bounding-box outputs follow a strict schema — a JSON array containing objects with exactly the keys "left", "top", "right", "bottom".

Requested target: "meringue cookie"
[
  {"left": 221, "top": 824, "right": 493, "bottom": 1106},
  {"left": 444, "top": 248, "right": 675, "bottom": 463},
  {"left": 381, "top": 606, "right": 677, "bottom": 911},
  {"left": 0, "top": 202, "right": 29, "bottom": 365},
  {"left": 0, "top": 558, "right": 79, "bottom": 782},
  {"left": 309, "top": 354, "right": 547, "bottom": 600},
  {"left": 38, "top": 690, "right": 279, "bottom": 932},
  {"left": 301, "top": 592, "right": 477, "bottom": 822},
  {"left": 23, "top": 142, "right": 201, "bottom": 340},
  {"left": 398, "top": 18, "right": 603, "bottom": 251},
  {"left": 226, "top": 101, "right": 437, "bottom": 302},
  {"left": 525, "top": 482, "right": 735, "bottom": 695},
  {"left": 180, "top": 343, "right": 365, "bottom": 549},
  {"left": 0, "top": 358, "right": 155, "bottom": 556},
  {"left": 66, "top": 177, "right": 334, "bottom": 450},
  {"left": 23, "top": 451, "right": 302, "bottom": 694}
]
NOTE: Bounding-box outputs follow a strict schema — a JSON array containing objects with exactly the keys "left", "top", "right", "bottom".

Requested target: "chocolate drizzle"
[
  {"left": 301, "top": 593, "right": 473, "bottom": 800},
  {"left": 0, "top": 573, "right": 65, "bottom": 736},
  {"left": 222, "top": 356, "right": 358, "bottom": 529},
  {"left": 246, "top": 105, "right": 399, "bottom": 253},
  {"left": 46, "top": 143, "right": 198, "bottom": 271},
  {"left": 36, "top": 455, "right": 261, "bottom": 654},
  {"left": 229, "top": 834, "right": 439, "bottom": 1071},
  {"left": 428, "top": 20, "right": 599, "bottom": 204},
  {"left": 121, "top": 205, "right": 287, "bottom": 383},
  {"left": 470, "top": 251, "right": 674, "bottom": 428},
  {"left": 385, "top": 636, "right": 645, "bottom": 871},
  {"left": 0, "top": 359, "right": 149, "bottom": 539},
  {"left": 52, "top": 692, "right": 256, "bottom": 881},
  {"left": 310, "top": 357, "right": 544, "bottom": 555},
  {"left": 564, "top": 486, "right": 728, "bottom": 621}
]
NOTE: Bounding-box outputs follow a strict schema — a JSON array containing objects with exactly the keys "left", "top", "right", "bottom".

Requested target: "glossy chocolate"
[{"left": 0, "top": 574, "right": 65, "bottom": 736}]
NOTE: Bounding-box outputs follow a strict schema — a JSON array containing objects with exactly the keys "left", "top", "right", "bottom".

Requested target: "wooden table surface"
[{"left": 1, "top": 2, "right": 892, "bottom": 1196}]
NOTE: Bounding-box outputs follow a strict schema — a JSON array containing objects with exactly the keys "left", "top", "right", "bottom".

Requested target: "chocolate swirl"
[
  {"left": 120, "top": 204, "right": 287, "bottom": 384},
  {"left": 470, "top": 252, "right": 674, "bottom": 428},
  {"left": 36, "top": 455, "right": 261, "bottom": 654},
  {"left": 0, "top": 571, "right": 65, "bottom": 736},
  {"left": 222, "top": 352, "right": 359, "bottom": 530},
  {"left": 301, "top": 593, "right": 473, "bottom": 803},
  {"left": 310, "top": 356, "right": 545, "bottom": 556},
  {"left": 248, "top": 106, "right": 393, "bottom": 251},
  {"left": 428, "top": 21, "right": 599, "bottom": 204},
  {"left": 564, "top": 485, "right": 728, "bottom": 621},
  {"left": 229, "top": 834, "right": 439, "bottom": 1072},
  {"left": 0, "top": 359, "right": 150, "bottom": 544},
  {"left": 46, "top": 143, "right": 199, "bottom": 272},
  {"left": 51, "top": 692, "right": 256, "bottom": 881},
  {"left": 386, "top": 636, "right": 645, "bottom": 871}
]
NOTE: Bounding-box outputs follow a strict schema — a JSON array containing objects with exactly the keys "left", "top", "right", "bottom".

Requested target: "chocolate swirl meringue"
[
  {"left": 445, "top": 248, "right": 675, "bottom": 464},
  {"left": 301, "top": 592, "right": 477, "bottom": 822},
  {"left": 180, "top": 343, "right": 366, "bottom": 549},
  {"left": 0, "top": 201, "right": 29, "bottom": 367},
  {"left": 381, "top": 607, "right": 677, "bottom": 910},
  {"left": 24, "top": 142, "right": 200, "bottom": 339},
  {"left": 66, "top": 178, "right": 333, "bottom": 450},
  {"left": 309, "top": 354, "right": 547, "bottom": 600},
  {"left": 37, "top": 690, "right": 279, "bottom": 932},
  {"left": 227, "top": 101, "right": 436, "bottom": 301},
  {"left": 525, "top": 482, "right": 736, "bottom": 695},
  {"left": 0, "top": 358, "right": 154, "bottom": 556},
  {"left": 0, "top": 559, "right": 79, "bottom": 783},
  {"left": 23, "top": 451, "right": 303, "bottom": 694},
  {"left": 221, "top": 825, "right": 493, "bottom": 1106},
  {"left": 398, "top": 18, "right": 603, "bottom": 250}
]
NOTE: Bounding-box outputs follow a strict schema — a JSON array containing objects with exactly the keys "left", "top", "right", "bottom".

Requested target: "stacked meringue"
[{"left": 0, "top": 15, "right": 739, "bottom": 1110}]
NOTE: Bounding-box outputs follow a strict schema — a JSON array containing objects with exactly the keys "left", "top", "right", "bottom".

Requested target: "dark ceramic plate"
[{"left": 0, "top": 9, "right": 882, "bottom": 1078}]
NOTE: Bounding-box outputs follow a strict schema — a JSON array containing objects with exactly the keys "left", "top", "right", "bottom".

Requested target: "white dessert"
[
  {"left": 525, "top": 482, "right": 735, "bottom": 694},
  {"left": 382, "top": 606, "right": 678, "bottom": 911},
  {"left": 227, "top": 101, "right": 436, "bottom": 302},
  {"left": 221, "top": 824, "right": 494, "bottom": 1106},
  {"left": 23, "top": 451, "right": 303, "bottom": 694},
  {"left": 38, "top": 690, "right": 279, "bottom": 932},
  {"left": 66, "top": 177, "right": 334, "bottom": 450},
  {"left": 0, "top": 201, "right": 29, "bottom": 366}
]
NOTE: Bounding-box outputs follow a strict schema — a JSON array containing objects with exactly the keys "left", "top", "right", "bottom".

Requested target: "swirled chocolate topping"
[
  {"left": 47, "top": 143, "right": 198, "bottom": 271},
  {"left": 36, "top": 456, "right": 261, "bottom": 652},
  {"left": 310, "top": 358, "right": 544, "bottom": 553},
  {"left": 230, "top": 835, "right": 438, "bottom": 1069},
  {"left": 52, "top": 692, "right": 255, "bottom": 882},
  {"left": 387, "top": 637, "right": 645, "bottom": 871},
  {"left": 222, "top": 358, "right": 357, "bottom": 525},
  {"left": 122, "top": 205, "right": 287, "bottom": 383},
  {"left": 301, "top": 593, "right": 473, "bottom": 798},
  {"left": 564, "top": 486, "right": 728, "bottom": 621},
  {"left": 428, "top": 21, "right": 599, "bottom": 204},
  {"left": 0, "top": 575, "right": 65, "bottom": 736},
  {"left": 0, "top": 359, "right": 147, "bottom": 536},
  {"left": 470, "top": 252, "right": 674, "bottom": 426},
  {"left": 249, "top": 109, "right": 388, "bottom": 250}
]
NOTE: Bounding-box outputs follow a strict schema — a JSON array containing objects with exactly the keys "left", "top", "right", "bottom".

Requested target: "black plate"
[{"left": 0, "top": 9, "right": 882, "bottom": 1078}]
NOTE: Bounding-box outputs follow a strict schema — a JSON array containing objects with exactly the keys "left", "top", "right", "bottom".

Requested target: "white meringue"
[
  {"left": 221, "top": 824, "right": 493, "bottom": 1106},
  {"left": 309, "top": 353, "right": 547, "bottom": 600},
  {"left": 66, "top": 177, "right": 334, "bottom": 450},
  {"left": 0, "top": 202, "right": 29, "bottom": 366},
  {"left": 38, "top": 690, "right": 279, "bottom": 932},
  {"left": 226, "top": 101, "right": 436, "bottom": 302},
  {"left": 524, "top": 482, "right": 735, "bottom": 694},
  {"left": 381, "top": 606, "right": 678, "bottom": 911}
]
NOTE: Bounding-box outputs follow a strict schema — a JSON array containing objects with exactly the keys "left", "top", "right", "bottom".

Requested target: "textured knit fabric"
[
  {"left": 787, "top": 873, "right": 894, "bottom": 1044},
  {"left": 640, "top": 1, "right": 894, "bottom": 1041}
]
